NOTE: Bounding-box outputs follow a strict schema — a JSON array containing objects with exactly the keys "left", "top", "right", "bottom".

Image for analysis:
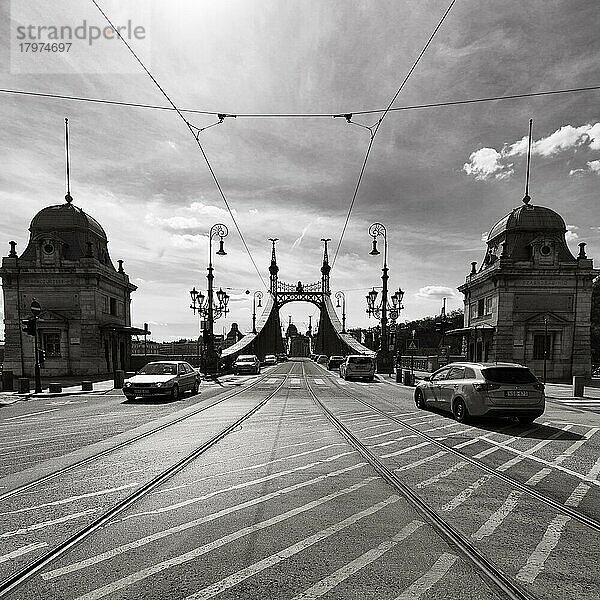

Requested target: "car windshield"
[
  {"left": 139, "top": 363, "right": 177, "bottom": 375},
  {"left": 482, "top": 367, "right": 537, "bottom": 384},
  {"left": 348, "top": 357, "right": 374, "bottom": 365},
  {"left": 236, "top": 356, "right": 256, "bottom": 363}
]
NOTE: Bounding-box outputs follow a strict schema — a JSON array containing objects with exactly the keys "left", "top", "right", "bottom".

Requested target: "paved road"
[{"left": 0, "top": 359, "right": 597, "bottom": 600}]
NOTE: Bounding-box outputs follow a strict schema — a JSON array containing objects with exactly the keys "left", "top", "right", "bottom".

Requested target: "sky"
[{"left": 1, "top": 0, "right": 599, "bottom": 341}]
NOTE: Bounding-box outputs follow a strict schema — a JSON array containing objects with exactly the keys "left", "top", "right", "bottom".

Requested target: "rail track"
[{"left": 0, "top": 362, "right": 299, "bottom": 598}]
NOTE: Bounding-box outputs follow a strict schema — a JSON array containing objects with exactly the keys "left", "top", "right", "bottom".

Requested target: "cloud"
[
  {"left": 565, "top": 225, "right": 579, "bottom": 242},
  {"left": 464, "top": 122, "right": 600, "bottom": 180},
  {"left": 415, "top": 286, "right": 458, "bottom": 301}
]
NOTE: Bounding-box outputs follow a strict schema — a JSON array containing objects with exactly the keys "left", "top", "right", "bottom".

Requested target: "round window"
[
  {"left": 43, "top": 243, "right": 55, "bottom": 254},
  {"left": 540, "top": 245, "right": 552, "bottom": 256}
]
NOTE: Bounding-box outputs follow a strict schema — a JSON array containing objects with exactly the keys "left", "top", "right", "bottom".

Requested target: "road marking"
[
  {"left": 381, "top": 441, "right": 431, "bottom": 459},
  {"left": 3, "top": 408, "right": 61, "bottom": 421},
  {"left": 472, "top": 491, "right": 523, "bottom": 540},
  {"left": 0, "top": 509, "right": 97, "bottom": 539},
  {"left": 0, "top": 542, "right": 48, "bottom": 564},
  {"left": 266, "top": 378, "right": 279, "bottom": 384},
  {"left": 0, "top": 483, "right": 138, "bottom": 516},
  {"left": 417, "top": 461, "right": 467, "bottom": 489},
  {"left": 181, "top": 497, "right": 400, "bottom": 600},
  {"left": 290, "top": 520, "right": 425, "bottom": 599},
  {"left": 72, "top": 487, "right": 393, "bottom": 600},
  {"left": 394, "top": 553, "right": 458, "bottom": 599},
  {"left": 124, "top": 452, "right": 357, "bottom": 519},
  {"left": 516, "top": 514, "right": 571, "bottom": 583},
  {"left": 44, "top": 465, "right": 370, "bottom": 580},
  {"left": 313, "top": 378, "right": 326, "bottom": 385},
  {"left": 395, "top": 451, "right": 447, "bottom": 472}
]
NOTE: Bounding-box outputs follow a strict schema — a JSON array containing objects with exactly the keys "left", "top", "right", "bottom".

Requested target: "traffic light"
[
  {"left": 435, "top": 320, "right": 448, "bottom": 333},
  {"left": 37, "top": 349, "right": 45, "bottom": 368},
  {"left": 22, "top": 318, "right": 36, "bottom": 336}
]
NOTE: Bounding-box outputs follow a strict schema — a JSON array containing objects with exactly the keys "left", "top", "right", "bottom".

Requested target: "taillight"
[
  {"left": 534, "top": 382, "right": 545, "bottom": 391},
  {"left": 473, "top": 382, "right": 501, "bottom": 391}
]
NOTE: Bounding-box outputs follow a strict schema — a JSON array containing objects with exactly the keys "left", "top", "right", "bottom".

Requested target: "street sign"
[
  {"left": 406, "top": 339, "right": 419, "bottom": 351},
  {"left": 30, "top": 298, "right": 42, "bottom": 316}
]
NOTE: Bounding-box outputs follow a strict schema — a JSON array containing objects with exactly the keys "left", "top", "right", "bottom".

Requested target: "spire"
[
  {"left": 269, "top": 237, "right": 279, "bottom": 294},
  {"left": 522, "top": 118, "right": 533, "bottom": 205},
  {"left": 65, "top": 118, "right": 73, "bottom": 204},
  {"left": 321, "top": 238, "right": 331, "bottom": 294}
]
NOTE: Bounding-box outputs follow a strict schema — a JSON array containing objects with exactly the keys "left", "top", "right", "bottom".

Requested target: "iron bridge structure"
[{"left": 221, "top": 240, "right": 372, "bottom": 364}]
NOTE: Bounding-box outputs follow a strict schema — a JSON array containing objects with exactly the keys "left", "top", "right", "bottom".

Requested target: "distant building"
[
  {"left": 455, "top": 198, "right": 598, "bottom": 380},
  {"left": 0, "top": 199, "right": 144, "bottom": 377}
]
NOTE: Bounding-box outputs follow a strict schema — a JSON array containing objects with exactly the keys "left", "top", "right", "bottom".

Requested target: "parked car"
[
  {"left": 315, "top": 355, "right": 329, "bottom": 365},
  {"left": 339, "top": 355, "right": 376, "bottom": 381},
  {"left": 263, "top": 354, "right": 278, "bottom": 365},
  {"left": 123, "top": 361, "right": 200, "bottom": 401},
  {"left": 276, "top": 353, "right": 289, "bottom": 362},
  {"left": 327, "top": 355, "right": 345, "bottom": 370},
  {"left": 233, "top": 354, "right": 261, "bottom": 375},
  {"left": 414, "top": 362, "right": 545, "bottom": 424}
]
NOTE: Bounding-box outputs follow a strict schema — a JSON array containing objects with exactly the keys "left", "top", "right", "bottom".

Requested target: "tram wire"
[
  {"left": 300, "top": 360, "right": 537, "bottom": 600},
  {"left": 0, "top": 361, "right": 299, "bottom": 598}
]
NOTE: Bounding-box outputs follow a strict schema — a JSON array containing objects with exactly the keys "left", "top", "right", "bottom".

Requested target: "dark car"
[
  {"left": 123, "top": 361, "right": 200, "bottom": 401},
  {"left": 276, "top": 353, "right": 289, "bottom": 362},
  {"left": 414, "top": 362, "right": 545, "bottom": 423},
  {"left": 233, "top": 355, "right": 261, "bottom": 375},
  {"left": 327, "top": 356, "right": 345, "bottom": 370}
]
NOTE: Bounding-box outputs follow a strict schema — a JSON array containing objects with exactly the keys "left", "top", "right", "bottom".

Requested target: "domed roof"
[
  {"left": 30, "top": 202, "right": 107, "bottom": 240},
  {"left": 488, "top": 203, "right": 566, "bottom": 243}
]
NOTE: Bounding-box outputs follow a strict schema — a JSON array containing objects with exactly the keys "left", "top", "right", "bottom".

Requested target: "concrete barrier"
[
  {"left": 81, "top": 381, "right": 93, "bottom": 391},
  {"left": 1, "top": 370, "right": 14, "bottom": 392},
  {"left": 18, "top": 378, "right": 30, "bottom": 394},
  {"left": 113, "top": 370, "right": 125, "bottom": 389},
  {"left": 49, "top": 383, "right": 62, "bottom": 393}
]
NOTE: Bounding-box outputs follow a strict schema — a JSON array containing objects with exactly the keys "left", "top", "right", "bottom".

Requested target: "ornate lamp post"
[
  {"left": 335, "top": 291, "right": 346, "bottom": 333},
  {"left": 189, "top": 223, "right": 230, "bottom": 373},
  {"left": 252, "top": 290, "right": 263, "bottom": 334},
  {"left": 367, "top": 222, "right": 403, "bottom": 375}
]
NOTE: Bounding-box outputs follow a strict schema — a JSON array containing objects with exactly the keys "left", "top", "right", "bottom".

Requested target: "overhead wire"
[
  {"left": 2, "top": 85, "right": 599, "bottom": 118},
  {"left": 90, "top": 0, "right": 267, "bottom": 290},
  {"left": 331, "top": 0, "right": 456, "bottom": 268}
]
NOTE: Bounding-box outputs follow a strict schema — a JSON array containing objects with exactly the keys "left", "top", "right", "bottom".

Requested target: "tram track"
[
  {"left": 0, "top": 363, "right": 299, "bottom": 598},
  {"left": 315, "top": 365, "right": 600, "bottom": 533},
  {"left": 301, "top": 362, "right": 537, "bottom": 600},
  {"left": 0, "top": 366, "right": 284, "bottom": 503}
]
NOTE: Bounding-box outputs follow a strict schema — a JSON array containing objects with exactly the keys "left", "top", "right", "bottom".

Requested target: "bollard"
[
  {"left": 18, "top": 378, "right": 30, "bottom": 394},
  {"left": 113, "top": 370, "right": 125, "bottom": 389},
  {"left": 572, "top": 376, "right": 585, "bottom": 398},
  {"left": 395, "top": 368, "right": 402, "bottom": 383},
  {"left": 2, "top": 370, "right": 14, "bottom": 392},
  {"left": 81, "top": 381, "right": 93, "bottom": 391},
  {"left": 403, "top": 370, "right": 414, "bottom": 386},
  {"left": 49, "top": 383, "right": 62, "bottom": 393}
]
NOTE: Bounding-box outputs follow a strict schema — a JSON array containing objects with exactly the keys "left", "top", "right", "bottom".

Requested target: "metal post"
[
  {"left": 543, "top": 316, "right": 548, "bottom": 384},
  {"left": 33, "top": 317, "right": 42, "bottom": 393}
]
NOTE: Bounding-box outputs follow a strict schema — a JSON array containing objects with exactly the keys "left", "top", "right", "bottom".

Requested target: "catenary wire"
[
  {"left": 331, "top": 0, "right": 456, "bottom": 268},
  {"left": 90, "top": 0, "right": 267, "bottom": 290},
  {"left": 2, "top": 85, "right": 599, "bottom": 117}
]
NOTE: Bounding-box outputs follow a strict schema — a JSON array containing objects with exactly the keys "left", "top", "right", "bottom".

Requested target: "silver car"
[
  {"left": 340, "top": 355, "right": 376, "bottom": 381},
  {"left": 123, "top": 361, "right": 200, "bottom": 401},
  {"left": 414, "top": 362, "right": 545, "bottom": 423}
]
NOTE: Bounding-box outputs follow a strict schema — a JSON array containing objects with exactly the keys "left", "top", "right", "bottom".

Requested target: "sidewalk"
[{"left": 0, "top": 378, "right": 116, "bottom": 405}]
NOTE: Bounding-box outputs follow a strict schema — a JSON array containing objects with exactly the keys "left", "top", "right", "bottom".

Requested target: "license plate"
[
  {"left": 137, "top": 389, "right": 152, "bottom": 395},
  {"left": 505, "top": 390, "right": 529, "bottom": 398}
]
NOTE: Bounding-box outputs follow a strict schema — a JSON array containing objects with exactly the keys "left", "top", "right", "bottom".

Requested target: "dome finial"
[
  {"left": 522, "top": 118, "right": 533, "bottom": 205},
  {"left": 64, "top": 118, "right": 73, "bottom": 204}
]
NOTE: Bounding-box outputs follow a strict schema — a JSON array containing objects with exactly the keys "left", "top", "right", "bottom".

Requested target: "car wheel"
[
  {"left": 415, "top": 389, "right": 426, "bottom": 410},
  {"left": 171, "top": 384, "right": 179, "bottom": 401},
  {"left": 191, "top": 381, "right": 199, "bottom": 395},
  {"left": 453, "top": 398, "right": 469, "bottom": 423}
]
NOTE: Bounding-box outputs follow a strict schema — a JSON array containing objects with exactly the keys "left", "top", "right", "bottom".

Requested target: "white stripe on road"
[
  {"left": 472, "top": 491, "right": 523, "bottom": 540},
  {"left": 290, "top": 520, "right": 425, "bottom": 600},
  {"left": 43, "top": 463, "right": 369, "bottom": 580},
  {"left": 516, "top": 515, "right": 571, "bottom": 583},
  {"left": 416, "top": 461, "right": 467, "bottom": 489},
  {"left": 124, "top": 452, "right": 357, "bottom": 519},
  {"left": 395, "top": 451, "right": 447, "bottom": 473},
  {"left": 0, "top": 542, "right": 48, "bottom": 564},
  {"left": 3, "top": 408, "right": 61, "bottom": 421},
  {"left": 182, "top": 496, "right": 400, "bottom": 600},
  {"left": 74, "top": 491, "right": 395, "bottom": 600},
  {"left": 313, "top": 379, "right": 326, "bottom": 385},
  {"left": 0, "top": 509, "right": 97, "bottom": 539},
  {"left": 0, "top": 483, "right": 138, "bottom": 516},
  {"left": 381, "top": 441, "right": 431, "bottom": 459},
  {"left": 393, "top": 553, "right": 458, "bottom": 599},
  {"left": 441, "top": 475, "right": 493, "bottom": 512}
]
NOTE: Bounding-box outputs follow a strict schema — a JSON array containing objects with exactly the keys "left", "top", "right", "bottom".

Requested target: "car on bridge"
[
  {"left": 315, "top": 355, "right": 328, "bottom": 365},
  {"left": 276, "top": 354, "right": 289, "bottom": 362},
  {"left": 327, "top": 356, "right": 345, "bottom": 370},
  {"left": 339, "top": 355, "right": 376, "bottom": 381},
  {"left": 233, "top": 355, "right": 261, "bottom": 375},
  {"left": 123, "top": 361, "right": 200, "bottom": 401},
  {"left": 414, "top": 362, "right": 545, "bottom": 424},
  {"left": 263, "top": 354, "right": 278, "bottom": 366}
]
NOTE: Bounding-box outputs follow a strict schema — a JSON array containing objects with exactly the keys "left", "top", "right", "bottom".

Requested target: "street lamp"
[
  {"left": 335, "top": 291, "right": 346, "bottom": 333},
  {"left": 252, "top": 290, "right": 263, "bottom": 334},
  {"left": 367, "top": 222, "right": 403, "bottom": 375},
  {"left": 30, "top": 298, "right": 42, "bottom": 393},
  {"left": 189, "top": 223, "right": 229, "bottom": 373}
]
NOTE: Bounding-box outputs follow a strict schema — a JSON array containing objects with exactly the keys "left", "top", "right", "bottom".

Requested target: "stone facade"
[
  {"left": 457, "top": 200, "right": 597, "bottom": 380},
  {"left": 0, "top": 201, "right": 141, "bottom": 377}
]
